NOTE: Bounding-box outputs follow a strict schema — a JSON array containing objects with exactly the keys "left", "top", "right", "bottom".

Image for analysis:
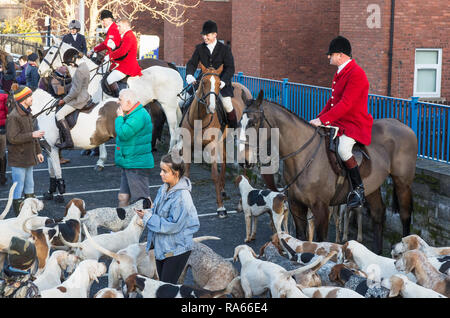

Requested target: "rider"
[
  {"left": 87, "top": 10, "right": 121, "bottom": 67},
  {"left": 62, "top": 20, "right": 87, "bottom": 55},
  {"left": 55, "top": 48, "right": 91, "bottom": 149},
  {"left": 185, "top": 20, "right": 238, "bottom": 128},
  {"left": 106, "top": 18, "right": 142, "bottom": 97},
  {"left": 309, "top": 36, "right": 373, "bottom": 209}
]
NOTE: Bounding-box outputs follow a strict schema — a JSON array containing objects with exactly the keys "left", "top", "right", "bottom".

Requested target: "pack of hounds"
[{"left": 0, "top": 180, "right": 448, "bottom": 298}]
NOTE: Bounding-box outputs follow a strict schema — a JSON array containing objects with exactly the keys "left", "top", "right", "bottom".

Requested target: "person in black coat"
[
  {"left": 62, "top": 20, "right": 87, "bottom": 55},
  {"left": 185, "top": 20, "right": 237, "bottom": 128}
]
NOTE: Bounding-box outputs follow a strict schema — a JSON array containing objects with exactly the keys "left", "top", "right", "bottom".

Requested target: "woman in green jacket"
[{"left": 115, "top": 89, "right": 154, "bottom": 207}]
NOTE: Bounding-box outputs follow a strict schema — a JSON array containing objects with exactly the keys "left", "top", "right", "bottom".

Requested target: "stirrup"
[{"left": 347, "top": 187, "right": 365, "bottom": 208}]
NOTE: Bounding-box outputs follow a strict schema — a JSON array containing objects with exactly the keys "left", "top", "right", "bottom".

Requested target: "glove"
[
  {"left": 58, "top": 99, "right": 65, "bottom": 106},
  {"left": 107, "top": 39, "right": 116, "bottom": 50},
  {"left": 87, "top": 49, "right": 94, "bottom": 57},
  {"left": 220, "top": 81, "right": 226, "bottom": 89},
  {"left": 186, "top": 74, "right": 196, "bottom": 85}
]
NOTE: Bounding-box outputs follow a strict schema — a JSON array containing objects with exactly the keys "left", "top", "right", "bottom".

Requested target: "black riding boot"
[
  {"left": 345, "top": 157, "right": 366, "bottom": 209},
  {"left": 109, "top": 82, "right": 120, "bottom": 98},
  {"left": 226, "top": 108, "right": 238, "bottom": 129},
  {"left": 55, "top": 119, "right": 74, "bottom": 149},
  {"left": 12, "top": 198, "right": 24, "bottom": 217},
  {"left": 0, "top": 156, "right": 7, "bottom": 185}
]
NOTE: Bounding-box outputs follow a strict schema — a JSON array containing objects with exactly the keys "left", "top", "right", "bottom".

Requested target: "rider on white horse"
[
  {"left": 55, "top": 48, "right": 91, "bottom": 149},
  {"left": 104, "top": 18, "right": 142, "bottom": 98}
]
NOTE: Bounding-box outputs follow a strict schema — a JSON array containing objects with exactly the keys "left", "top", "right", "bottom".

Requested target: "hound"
[
  {"left": 124, "top": 274, "right": 239, "bottom": 298},
  {"left": 33, "top": 250, "right": 80, "bottom": 291},
  {"left": 178, "top": 238, "right": 243, "bottom": 297},
  {"left": 394, "top": 249, "right": 450, "bottom": 297},
  {"left": 391, "top": 234, "right": 450, "bottom": 259},
  {"left": 273, "top": 232, "right": 342, "bottom": 263},
  {"left": 94, "top": 288, "right": 125, "bottom": 298},
  {"left": 341, "top": 240, "right": 416, "bottom": 281},
  {"left": 328, "top": 264, "right": 390, "bottom": 298},
  {"left": 59, "top": 214, "right": 144, "bottom": 260},
  {"left": 381, "top": 273, "right": 447, "bottom": 298},
  {"left": 40, "top": 259, "right": 107, "bottom": 298},
  {"left": 233, "top": 244, "right": 327, "bottom": 298},
  {"left": 301, "top": 286, "right": 364, "bottom": 298},
  {"left": 234, "top": 175, "right": 288, "bottom": 243},
  {"left": 81, "top": 197, "right": 152, "bottom": 236},
  {"left": 0, "top": 198, "right": 45, "bottom": 252}
]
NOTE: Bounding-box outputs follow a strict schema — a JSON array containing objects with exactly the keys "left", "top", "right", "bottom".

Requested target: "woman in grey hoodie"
[{"left": 136, "top": 154, "right": 199, "bottom": 284}]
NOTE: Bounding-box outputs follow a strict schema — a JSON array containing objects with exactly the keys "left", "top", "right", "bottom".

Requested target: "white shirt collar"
[
  {"left": 207, "top": 39, "right": 217, "bottom": 55},
  {"left": 337, "top": 59, "right": 352, "bottom": 74},
  {"left": 72, "top": 33, "right": 77, "bottom": 40}
]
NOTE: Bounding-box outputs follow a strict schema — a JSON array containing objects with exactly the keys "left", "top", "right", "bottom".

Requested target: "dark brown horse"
[
  {"left": 177, "top": 63, "right": 252, "bottom": 217},
  {"left": 239, "top": 90, "right": 418, "bottom": 254}
]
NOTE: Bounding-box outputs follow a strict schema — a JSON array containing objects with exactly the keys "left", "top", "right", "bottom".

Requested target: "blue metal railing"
[{"left": 177, "top": 66, "right": 450, "bottom": 164}]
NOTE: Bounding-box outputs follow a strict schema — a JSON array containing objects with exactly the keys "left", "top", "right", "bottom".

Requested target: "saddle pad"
[{"left": 55, "top": 100, "right": 98, "bottom": 130}]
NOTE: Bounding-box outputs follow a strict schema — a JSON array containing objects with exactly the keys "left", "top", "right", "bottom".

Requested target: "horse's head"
[
  {"left": 197, "top": 62, "right": 223, "bottom": 114},
  {"left": 39, "top": 40, "right": 83, "bottom": 78},
  {"left": 238, "top": 89, "right": 265, "bottom": 168}
]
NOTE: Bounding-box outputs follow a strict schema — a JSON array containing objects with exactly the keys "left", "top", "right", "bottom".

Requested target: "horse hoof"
[
  {"left": 94, "top": 165, "right": 104, "bottom": 172},
  {"left": 54, "top": 195, "right": 64, "bottom": 203},
  {"left": 217, "top": 208, "right": 228, "bottom": 219},
  {"left": 43, "top": 192, "right": 53, "bottom": 200}
]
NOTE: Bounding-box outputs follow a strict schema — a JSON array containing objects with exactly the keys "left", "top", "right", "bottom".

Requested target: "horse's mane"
[{"left": 261, "top": 98, "right": 315, "bottom": 128}]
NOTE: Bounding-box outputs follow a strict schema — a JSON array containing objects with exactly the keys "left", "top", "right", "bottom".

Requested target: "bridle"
[
  {"left": 40, "top": 41, "right": 65, "bottom": 76},
  {"left": 242, "top": 103, "right": 326, "bottom": 192}
]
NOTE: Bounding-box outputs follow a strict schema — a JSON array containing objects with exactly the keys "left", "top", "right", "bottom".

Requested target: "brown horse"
[
  {"left": 177, "top": 63, "right": 252, "bottom": 218},
  {"left": 239, "top": 90, "right": 418, "bottom": 254}
]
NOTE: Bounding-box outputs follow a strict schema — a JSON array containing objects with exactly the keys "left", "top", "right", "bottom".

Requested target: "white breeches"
[
  {"left": 107, "top": 70, "right": 127, "bottom": 85},
  {"left": 338, "top": 134, "right": 356, "bottom": 162},
  {"left": 219, "top": 95, "right": 233, "bottom": 113},
  {"left": 56, "top": 104, "right": 76, "bottom": 121}
]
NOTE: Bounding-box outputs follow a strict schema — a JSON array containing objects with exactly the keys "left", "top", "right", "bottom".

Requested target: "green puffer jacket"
[{"left": 114, "top": 104, "right": 154, "bottom": 169}]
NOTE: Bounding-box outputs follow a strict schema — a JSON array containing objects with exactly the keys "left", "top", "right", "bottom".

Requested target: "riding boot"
[
  {"left": 344, "top": 156, "right": 366, "bottom": 209},
  {"left": 43, "top": 177, "right": 57, "bottom": 200},
  {"left": 12, "top": 198, "right": 24, "bottom": 217},
  {"left": 108, "top": 82, "right": 120, "bottom": 98},
  {"left": 226, "top": 108, "right": 238, "bottom": 129},
  {"left": 55, "top": 119, "right": 74, "bottom": 149},
  {"left": 0, "top": 156, "right": 7, "bottom": 185}
]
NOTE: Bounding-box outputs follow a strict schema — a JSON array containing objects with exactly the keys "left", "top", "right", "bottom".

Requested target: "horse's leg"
[
  {"left": 356, "top": 206, "right": 364, "bottom": 243},
  {"left": 165, "top": 109, "right": 179, "bottom": 152},
  {"left": 49, "top": 147, "right": 65, "bottom": 203},
  {"left": 306, "top": 209, "right": 315, "bottom": 242},
  {"left": 185, "top": 162, "right": 191, "bottom": 178},
  {"left": 94, "top": 143, "right": 107, "bottom": 171},
  {"left": 391, "top": 176, "right": 413, "bottom": 237},
  {"left": 212, "top": 160, "right": 226, "bottom": 218},
  {"left": 332, "top": 205, "right": 341, "bottom": 243},
  {"left": 219, "top": 141, "right": 227, "bottom": 200},
  {"left": 310, "top": 202, "right": 330, "bottom": 242},
  {"left": 43, "top": 148, "right": 57, "bottom": 201},
  {"left": 288, "top": 197, "right": 309, "bottom": 240},
  {"left": 366, "top": 188, "right": 386, "bottom": 255}
]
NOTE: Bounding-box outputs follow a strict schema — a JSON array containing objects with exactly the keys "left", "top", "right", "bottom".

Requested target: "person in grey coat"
[
  {"left": 136, "top": 154, "right": 200, "bottom": 284},
  {"left": 55, "top": 48, "right": 91, "bottom": 149}
]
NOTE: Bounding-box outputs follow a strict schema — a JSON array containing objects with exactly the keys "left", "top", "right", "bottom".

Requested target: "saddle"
[
  {"left": 101, "top": 71, "right": 129, "bottom": 96},
  {"left": 323, "top": 127, "right": 371, "bottom": 177},
  {"left": 55, "top": 98, "right": 98, "bottom": 130}
]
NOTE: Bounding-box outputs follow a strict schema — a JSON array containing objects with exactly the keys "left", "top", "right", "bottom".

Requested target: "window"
[{"left": 414, "top": 49, "right": 442, "bottom": 98}]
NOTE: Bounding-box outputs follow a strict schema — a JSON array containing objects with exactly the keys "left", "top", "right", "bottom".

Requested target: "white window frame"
[{"left": 413, "top": 48, "right": 442, "bottom": 98}]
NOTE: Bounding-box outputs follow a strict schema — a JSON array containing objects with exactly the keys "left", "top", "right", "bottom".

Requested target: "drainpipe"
[{"left": 387, "top": 0, "right": 395, "bottom": 96}]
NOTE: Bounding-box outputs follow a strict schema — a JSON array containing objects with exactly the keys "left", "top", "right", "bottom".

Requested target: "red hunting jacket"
[
  {"left": 318, "top": 60, "right": 373, "bottom": 145},
  {"left": 109, "top": 29, "right": 142, "bottom": 77},
  {"left": 94, "top": 22, "right": 121, "bottom": 69}
]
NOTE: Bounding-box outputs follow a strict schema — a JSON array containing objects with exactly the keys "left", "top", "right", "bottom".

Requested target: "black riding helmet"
[
  {"left": 201, "top": 20, "right": 218, "bottom": 35},
  {"left": 63, "top": 48, "right": 83, "bottom": 66},
  {"left": 326, "top": 35, "right": 352, "bottom": 57}
]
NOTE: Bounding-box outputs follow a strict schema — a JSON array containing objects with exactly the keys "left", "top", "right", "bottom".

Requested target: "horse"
[
  {"left": 239, "top": 90, "right": 418, "bottom": 254},
  {"left": 38, "top": 40, "right": 183, "bottom": 151},
  {"left": 175, "top": 63, "right": 252, "bottom": 218}
]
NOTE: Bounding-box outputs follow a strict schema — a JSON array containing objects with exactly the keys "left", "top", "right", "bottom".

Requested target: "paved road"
[{"left": 0, "top": 136, "right": 276, "bottom": 296}]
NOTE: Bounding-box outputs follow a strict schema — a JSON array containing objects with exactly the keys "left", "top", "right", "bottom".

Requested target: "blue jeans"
[{"left": 11, "top": 167, "right": 35, "bottom": 199}]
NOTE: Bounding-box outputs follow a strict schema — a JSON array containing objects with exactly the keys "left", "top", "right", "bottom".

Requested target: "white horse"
[
  {"left": 30, "top": 88, "right": 120, "bottom": 202},
  {"left": 38, "top": 40, "right": 184, "bottom": 151}
]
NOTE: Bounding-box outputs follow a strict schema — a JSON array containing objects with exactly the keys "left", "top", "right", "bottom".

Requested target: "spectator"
[
  {"left": 6, "top": 83, "right": 45, "bottom": 216},
  {"left": 16, "top": 55, "right": 29, "bottom": 85},
  {"left": 0, "top": 90, "right": 8, "bottom": 185},
  {"left": 25, "top": 53, "right": 40, "bottom": 91},
  {"left": 0, "top": 49, "right": 17, "bottom": 92},
  {"left": 115, "top": 89, "right": 154, "bottom": 207},
  {"left": 136, "top": 154, "right": 200, "bottom": 284},
  {"left": 62, "top": 20, "right": 87, "bottom": 55}
]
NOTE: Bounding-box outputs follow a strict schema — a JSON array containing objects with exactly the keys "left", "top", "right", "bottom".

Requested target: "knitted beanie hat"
[
  {"left": 7, "top": 236, "right": 37, "bottom": 270},
  {"left": 12, "top": 83, "right": 32, "bottom": 103}
]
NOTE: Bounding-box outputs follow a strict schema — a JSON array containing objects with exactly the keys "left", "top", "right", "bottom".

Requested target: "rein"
[
  {"left": 32, "top": 97, "right": 59, "bottom": 119},
  {"left": 41, "top": 41, "right": 64, "bottom": 74}
]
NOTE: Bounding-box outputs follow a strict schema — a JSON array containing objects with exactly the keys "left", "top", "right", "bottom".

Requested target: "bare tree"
[{"left": 24, "top": 0, "right": 199, "bottom": 45}]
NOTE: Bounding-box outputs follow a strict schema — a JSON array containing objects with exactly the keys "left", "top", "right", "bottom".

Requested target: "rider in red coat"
[
  {"left": 310, "top": 36, "right": 373, "bottom": 209},
  {"left": 106, "top": 18, "right": 142, "bottom": 97}
]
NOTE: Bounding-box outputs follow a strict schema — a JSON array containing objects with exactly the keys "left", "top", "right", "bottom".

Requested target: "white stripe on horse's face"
[
  {"left": 208, "top": 75, "right": 216, "bottom": 113},
  {"left": 239, "top": 113, "right": 249, "bottom": 153}
]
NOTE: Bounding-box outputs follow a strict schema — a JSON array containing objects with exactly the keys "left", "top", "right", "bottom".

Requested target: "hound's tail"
[
  {"left": 0, "top": 182, "right": 17, "bottom": 220},
  {"left": 82, "top": 224, "right": 121, "bottom": 261},
  {"left": 193, "top": 236, "right": 221, "bottom": 243}
]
